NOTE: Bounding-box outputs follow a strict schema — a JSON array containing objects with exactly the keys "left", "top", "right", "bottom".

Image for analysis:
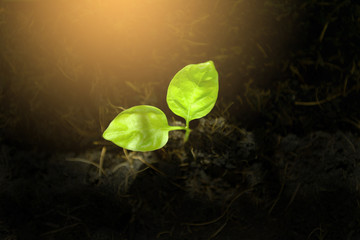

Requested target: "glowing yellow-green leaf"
[
  {"left": 166, "top": 61, "right": 218, "bottom": 125},
  {"left": 103, "top": 105, "right": 182, "bottom": 152}
]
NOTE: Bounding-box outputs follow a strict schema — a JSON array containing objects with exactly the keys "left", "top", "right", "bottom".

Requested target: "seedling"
[{"left": 103, "top": 60, "right": 219, "bottom": 152}]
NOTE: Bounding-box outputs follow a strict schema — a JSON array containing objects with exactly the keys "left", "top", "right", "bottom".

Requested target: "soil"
[{"left": 1, "top": 117, "right": 360, "bottom": 239}]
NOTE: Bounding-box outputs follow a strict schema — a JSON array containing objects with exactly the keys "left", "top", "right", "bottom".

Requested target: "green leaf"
[
  {"left": 166, "top": 60, "right": 218, "bottom": 125},
  {"left": 103, "top": 105, "right": 173, "bottom": 152}
]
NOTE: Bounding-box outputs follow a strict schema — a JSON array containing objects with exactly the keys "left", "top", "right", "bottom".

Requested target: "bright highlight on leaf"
[
  {"left": 103, "top": 61, "right": 219, "bottom": 152},
  {"left": 103, "top": 105, "right": 171, "bottom": 152},
  {"left": 167, "top": 60, "right": 218, "bottom": 125}
]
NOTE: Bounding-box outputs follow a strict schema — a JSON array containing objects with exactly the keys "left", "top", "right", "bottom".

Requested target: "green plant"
[{"left": 103, "top": 60, "right": 219, "bottom": 152}]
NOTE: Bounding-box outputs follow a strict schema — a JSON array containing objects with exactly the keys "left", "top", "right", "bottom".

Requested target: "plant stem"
[
  {"left": 168, "top": 123, "right": 191, "bottom": 142},
  {"left": 184, "top": 119, "right": 191, "bottom": 142},
  {"left": 168, "top": 126, "right": 187, "bottom": 131},
  {"left": 184, "top": 127, "right": 191, "bottom": 142}
]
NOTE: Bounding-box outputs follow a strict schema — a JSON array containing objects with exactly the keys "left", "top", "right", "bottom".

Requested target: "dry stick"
[
  {"left": 122, "top": 148, "right": 137, "bottom": 191},
  {"left": 307, "top": 226, "right": 326, "bottom": 240},
  {"left": 319, "top": 22, "right": 329, "bottom": 42},
  {"left": 343, "top": 118, "right": 360, "bottom": 130},
  {"left": 57, "top": 63, "right": 74, "bottom": 81},
  {"left": 268, "top": 162, "right": 288, "bottom": 215},
  {"left": 98, "top": 146, "right": 106, "bottom": 177},
  {"left": 66, "top": 158, "right": 106, "bottom": 176},
  {"left": 268, "top": 181, "right": 285, "bottom": 215},
  {"left": 123, "top": 148, "right": 133, "bottom": 166},
  {"left": 156, "top": 227, "right": 175, "bottom": 239},
  {"left": 221, "top": 101, "right": 234, "bottom": 116},
  {"left": 40, "top": 223, "right": 80, "bottom": 236},
  {"left": 209, "top": 221, "right": 228, "bottom": 240},
  {"left": 294, "top": 92, "right": 342, "bottom": 106},
  {"left": 186, "top": 188, "right": 253, "bottom": 227},
  {"left": 129, "top": 152, "right": 185, "bottom": 190},
  {"left": 339, "top": 131, "right": 356, "bottom": 153},
  {"left": 135, "top": 166, "right": 150, "bottom": 174},
  {"left": 295, "top": 84, "right": 360, "bottom": 106},
  {"left": 112, "top": 162, "right": 131, "bottom": 173},
  {"left": 285, "top": 183, "right": 301, "bottom": 211}
]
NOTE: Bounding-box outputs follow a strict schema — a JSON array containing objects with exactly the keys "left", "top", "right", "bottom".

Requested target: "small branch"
[{"left": 98, "top": 146, "right": 106, "bottom": 177}]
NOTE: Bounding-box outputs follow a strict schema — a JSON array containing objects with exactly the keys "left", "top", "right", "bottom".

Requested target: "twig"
[
  {"left": 186, "top": 188, "right": 253, "bottom": 226},
  {"left": 98, "top": 146, "right": 106, "bottom": 177},
  {"left": 40, "top": 223, "right": 80, "bottom": 236}
]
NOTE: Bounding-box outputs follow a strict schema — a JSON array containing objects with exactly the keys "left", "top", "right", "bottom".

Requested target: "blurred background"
[{"left": 0, "top": 0, "right": 359, "bottom": 150}]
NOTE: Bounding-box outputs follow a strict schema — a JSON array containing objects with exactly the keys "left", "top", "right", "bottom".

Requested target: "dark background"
[{"left": 0, "top": 0, "right": 359, "bottom": 239}]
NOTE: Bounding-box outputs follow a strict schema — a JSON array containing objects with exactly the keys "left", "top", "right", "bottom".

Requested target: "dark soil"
[
  {"left": 1, "top": 0, "right": 360, "bottom": 239},
  {"left": 1, "top": 119, "right": 360, "bottom": 239}
]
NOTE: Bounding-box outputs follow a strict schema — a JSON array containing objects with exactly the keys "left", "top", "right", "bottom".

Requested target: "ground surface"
[
  {"left": 1, "top": 118, "right": 360, "bottom": 239},
  {"left": 1, "top": 0, "right": 360, "bottom": 239}
]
